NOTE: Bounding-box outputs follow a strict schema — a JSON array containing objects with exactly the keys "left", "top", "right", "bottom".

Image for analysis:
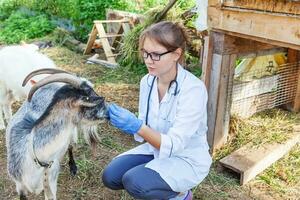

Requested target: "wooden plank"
[
  {"left": 94, "top": 19, "right": 130, "bottom": 24},
  {"left": 98, "top": 34, "right": 123, "bottom": 38},
  {"left": 95, "top": 23, "right": 116, "bottom": 63},
  {"left": 208, "top": 6, "right": 300, "bottom": 49},
  {"left": 106, "top": 9, "right": 145, "bottom": 24},
  {"left": 223, "top": 0, "right": 300, "bottom": 15},
  {"left": 207, "top": 53, "right": 222, "bottom": 149},
  {"left": 121, "top": 22, "right": 131, "bottom": 34},
  {"left": 284, "top": 49, "right": 300, "bottom": 112},
  {"left": 238, "top": 48, "right": 287, "bottom": 59},
  {"left": 111, "top": 24, "right": 124, "bottom": 48},
  {"left": 213, "top": 54, "right": 231, "bottom": 149},
  {"left": 208, "top": 0, "right": 221, "bottom": 6},
  {"left": 219, "top": 125, "right": 300, "bottom": 185},
  {"left": 223, "top": 54, "right": 237, "bottom": 140},
  {"left": 212, "top": 31, "right": 279, "bottom": 55},
  {"left": 87, "top": 54, "right": 118, "bottom": 68},
  {"left": 294, "top": 66, "right": 300, "bottom": 111},
  {"left": 207, "top": 32, "right": 237, "bottom": 151},
  {"left": 201, "top": 35, "right": 213, "bottom": 88},
  {"left": 83, "top": 25, "right": 98, "bottom": 55}
]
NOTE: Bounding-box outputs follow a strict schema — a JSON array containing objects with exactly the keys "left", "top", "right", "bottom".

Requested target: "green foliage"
[
  {"left": 119, "top": 0, "right": 198, "bottom": 76},
  {"left": 0, "top": 10, "right": 54, "bottom": 44},
  {"left": 70, "top": 0, "right": 130, "bottom": 41},
  {"left": 0, "top": 0, "right": 19, "bottom": 20},
  {"left": 0, "top": 0, "right": 131, "bottom": 41},
  {"left": 118, "top": 22, "right": 150, "bottom": 76}
]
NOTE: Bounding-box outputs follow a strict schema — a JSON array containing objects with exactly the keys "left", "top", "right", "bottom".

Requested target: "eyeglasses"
[{"left": 141, "top": 49, "right": 173, "bottom": 61}]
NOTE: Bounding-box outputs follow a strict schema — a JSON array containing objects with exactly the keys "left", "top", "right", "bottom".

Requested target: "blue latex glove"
[{"left": 108, "top": 104, "right": 143, "bottom": 135}]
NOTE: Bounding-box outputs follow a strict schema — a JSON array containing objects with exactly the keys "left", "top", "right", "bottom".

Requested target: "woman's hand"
[{"left": 108, "top": 104, "right": 143, "bottom": 135}]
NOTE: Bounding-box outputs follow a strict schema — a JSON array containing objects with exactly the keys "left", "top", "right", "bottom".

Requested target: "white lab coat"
[{"left": 119, "top": 64, "right": 212, "bottom": 192}]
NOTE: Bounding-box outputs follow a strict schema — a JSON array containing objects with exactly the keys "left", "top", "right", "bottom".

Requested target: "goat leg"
[
  {"left": 68, "top": 145, "right": 77, "bottom": 176},
  {"left": 19, "top": 191, "right": 27, "bottom": 200}
]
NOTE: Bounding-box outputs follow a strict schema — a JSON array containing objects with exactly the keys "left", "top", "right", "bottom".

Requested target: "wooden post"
[
  {"left": 94, "top": 22, "right": 116, "bottom": 63},
  {"left": 205, "top": 31, "right": 283, "bottom": 151},
  {"left": 84, "top": 25, "right": 98, "bottom": 55},
  {"left": 201, "top": 36, "right": 213, "bottom": 88},
  {"left": 207, "top": 32, "right": 237, "bottom": 151},
  {"left": 287, "top": 49, "right": 300, "bottom": 112}
]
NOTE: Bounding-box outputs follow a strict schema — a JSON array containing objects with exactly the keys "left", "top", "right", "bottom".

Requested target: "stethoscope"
[{"left": 145, "top": 74, "right": 179, "bottom": 126}]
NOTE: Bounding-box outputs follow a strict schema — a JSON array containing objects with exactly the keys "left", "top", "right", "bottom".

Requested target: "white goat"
[
  {"left": 0, "top": 45, "right": 56, "bottom": 129},
  {"left": 6, "top": 68, "right": 108, "bottom": 200}
]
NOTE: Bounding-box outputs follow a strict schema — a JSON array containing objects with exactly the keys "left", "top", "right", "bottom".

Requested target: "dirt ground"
[{"left": 0, "top": 46, "right": 298, "bottom": 200}]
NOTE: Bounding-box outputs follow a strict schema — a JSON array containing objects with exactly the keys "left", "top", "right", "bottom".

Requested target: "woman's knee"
[
  {"left": 122, "top": 171, "right": 145, "bottom": 198},
  {"left": 102, "top": 166, "right": 123, "bottom": 190}
]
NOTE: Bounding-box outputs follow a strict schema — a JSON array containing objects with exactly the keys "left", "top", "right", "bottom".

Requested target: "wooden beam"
[
  {"left": 207, "top": 32, "right": 237, "bottom": 151},
  {"left": 94, "top": 19, "right": 130, "bottom": 24},
  {"left": 201, "top": 36, "right": 213, "bottom": 88},
  {"left": 211, "top": 54, "right": 236, "bottom": 150},
  {"left": 95, "top": 23, "right": 116, "bottom": 63},
  {"left": 294, "top": 67, "right": 300, "bottom": 111},
  {"left": 238, "top": 47, "right": 287, "bottom": 59},
  {"left": 207, "top": 53, "right": 222, "bottom": 150},
  {"left": 211, "top": 31, "right": 279, "bottom": 55},
  {"left": 283, "top": 49, "right": 300, "bottom": 112},
  {"left": 222, "top": 53, "right": 236, "bottom": 143},
  {"left": 208, "top": 0, "right": 221, "bottom": 6},
  {"left": 287, "top": 49, "right": 300, "bottom": 111},
  {"left": 84, "top": 25, "right": 98, "bottom": 55},
  {"left": 223, "top": 0, "right": 300, "bottom": 16},
  {"left": 219, "top": 125, "right": 300, "bottom": 185},
  {"left": 208, "top": 6, "right": 300, "bottom": 49}
]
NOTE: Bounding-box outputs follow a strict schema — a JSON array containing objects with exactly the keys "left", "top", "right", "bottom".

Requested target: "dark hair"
[{"left": 139, "top": 21, "right": 189, "bottom": 64}]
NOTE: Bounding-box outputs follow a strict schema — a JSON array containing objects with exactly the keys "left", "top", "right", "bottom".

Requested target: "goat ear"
[
  {"left": 72, "top": 99, "right": 97, "bottom": 108},
  {"left": 78, "top": 100, "right": 97, "bottom": 107}
]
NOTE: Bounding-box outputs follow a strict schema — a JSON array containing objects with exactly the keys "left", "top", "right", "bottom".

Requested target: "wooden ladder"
[{"left": 84, "top": 19, "right": 132, "bottom": 64}]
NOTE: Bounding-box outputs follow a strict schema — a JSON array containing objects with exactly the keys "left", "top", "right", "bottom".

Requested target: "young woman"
[{"left": 102, "top": 21, "right": 212, "bottom": 200}]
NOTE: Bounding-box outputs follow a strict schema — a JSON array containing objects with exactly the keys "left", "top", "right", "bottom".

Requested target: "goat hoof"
[
  {"left": 20, "top": 193, "right": 27, "bottom": 200},
  {"left": 69, "top": 163, "right": 77, "bottom": 176}
]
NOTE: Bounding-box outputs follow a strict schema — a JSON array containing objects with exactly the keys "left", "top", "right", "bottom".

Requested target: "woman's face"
[{"left": 142, "top": 37, "right": 181, "bottom": 77}]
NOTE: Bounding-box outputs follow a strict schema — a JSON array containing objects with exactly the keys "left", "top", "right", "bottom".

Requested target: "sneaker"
[
  {"left": 183, "top": 190, "right": 193, "bottom": 200},
  {"left": 169, "top": 190, "right": 193, "bottom": 200}
]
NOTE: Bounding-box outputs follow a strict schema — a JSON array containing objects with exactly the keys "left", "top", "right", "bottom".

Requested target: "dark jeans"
[{"left": 102, "top": 154, "right": 179, "bottom": 199}]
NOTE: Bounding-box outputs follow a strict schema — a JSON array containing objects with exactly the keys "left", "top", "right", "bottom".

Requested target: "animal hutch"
[{"left": 201, "top": 0, "right": 300, "bottom": 184}]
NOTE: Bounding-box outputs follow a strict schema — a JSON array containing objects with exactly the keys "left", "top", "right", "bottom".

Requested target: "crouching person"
[{"left": 102, "top": 21, "right": 212, "bottom": 200}]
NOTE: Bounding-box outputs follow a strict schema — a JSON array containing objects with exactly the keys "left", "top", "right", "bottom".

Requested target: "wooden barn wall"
[{"left": 223, "top": 0, "right": 300, "bottom": 15}]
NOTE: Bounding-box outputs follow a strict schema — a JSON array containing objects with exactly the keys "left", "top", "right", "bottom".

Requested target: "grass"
[
  {"left": 0, "top": 45, "right": 299, "bottom": 200},
  {"left": 254, "top": 144, "right": 300, "bottom": 195},
  {"left": 215, "top": 109, "right": 299, "bottom": 160},
  {"left": 214, "top": 108, "right": 300, "bottom": 198}
]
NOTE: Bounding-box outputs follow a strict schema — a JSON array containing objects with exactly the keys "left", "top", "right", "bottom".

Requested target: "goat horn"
[
  {"left": 22, "top": 68, "right": 72, "bottom": 87},
  {"left": 27, "top": 73, "right": 83, "bottom": 102}
]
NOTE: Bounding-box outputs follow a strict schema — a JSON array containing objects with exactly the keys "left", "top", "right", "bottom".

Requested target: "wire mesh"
[{"left": 230, "top": 61, "right": 300, "bottom": 118}]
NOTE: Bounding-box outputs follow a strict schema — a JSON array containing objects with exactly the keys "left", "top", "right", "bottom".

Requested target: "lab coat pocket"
[
  {"left": 192, "top": 148, "right": 212, "bottom": 182},
  {"left": 159, "top": 106, "right": 175, "bottom": 134},
  {"left": 160, "top": 118, "right": 172, "bottom": 134}
]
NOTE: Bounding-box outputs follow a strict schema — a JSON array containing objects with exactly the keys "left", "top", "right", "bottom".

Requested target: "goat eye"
[{"left": 85, "top": 97, "right": 89, "bottom": 101}]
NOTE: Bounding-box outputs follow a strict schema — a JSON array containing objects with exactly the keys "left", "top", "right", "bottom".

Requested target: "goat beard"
[{"left": 79, "top": 124, "right": 99, "bottom": 158}]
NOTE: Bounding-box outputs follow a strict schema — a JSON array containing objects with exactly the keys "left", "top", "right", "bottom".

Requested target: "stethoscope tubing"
[{"left": 145, "top": 75, "right": 179, "bottom": 126}]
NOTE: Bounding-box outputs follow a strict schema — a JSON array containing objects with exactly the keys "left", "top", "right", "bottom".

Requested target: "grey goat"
[{"left": 6, "top": 68, "right": 107, "bottom": 200}]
